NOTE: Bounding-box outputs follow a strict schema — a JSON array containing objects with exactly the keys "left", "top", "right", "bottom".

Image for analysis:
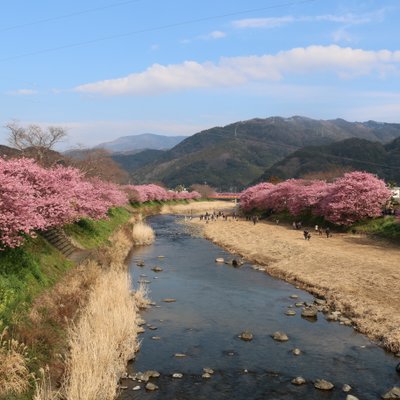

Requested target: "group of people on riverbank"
[
  {"left": 199, "top": 211, "right": 239, "bottom": 222},
  {"left": 193, "top": 212, "right": 334, "bottom": 240},
  {"left": 302, "top": 224, "right": 331, "bottom": 241}
]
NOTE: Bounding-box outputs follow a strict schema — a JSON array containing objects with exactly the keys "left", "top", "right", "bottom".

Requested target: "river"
[{"left": 120, "top": 215, "right": 399, "bottom": 399}]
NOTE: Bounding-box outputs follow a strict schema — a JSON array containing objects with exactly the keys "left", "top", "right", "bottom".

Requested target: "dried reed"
[{"left": 132, "top": 222, "right": 155, "bottom": 246}]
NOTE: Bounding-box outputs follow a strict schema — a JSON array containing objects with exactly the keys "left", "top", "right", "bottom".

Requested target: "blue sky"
[{"left": 0, "top": 0, "right": 399, "bottom": 149}]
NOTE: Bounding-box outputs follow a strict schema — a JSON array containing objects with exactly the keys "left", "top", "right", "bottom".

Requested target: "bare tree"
[
  {"left": 5, "top": 121, "right": 67, "bottom": 165},
  {"left": 190, "top": 184, "right": 216, "bottom": 198},
  {"left": 67, "top": 148, "right": 129, "bottom": 184}
]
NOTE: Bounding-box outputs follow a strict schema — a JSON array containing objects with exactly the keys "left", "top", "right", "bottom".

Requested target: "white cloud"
[
  {"left": 74, "top": 45, "right": 400, "bottom": 96},
  {"left": 7, "top": 89, "right": 38, "bottom": 95},
  {"left": 232, "top": 10, "right": 385, "bottom": 29},
  {"left": 232, "top": 16, "right": 294, "bottom": 29},
  {"left": 332, "top": 27, "right": 353, "bottom": 43},
  {"left": 205, "top": 30, "right": 227, "bottom": 39},
  {"left": 182, "top": 30, "right": 227, "bottom": 44}
]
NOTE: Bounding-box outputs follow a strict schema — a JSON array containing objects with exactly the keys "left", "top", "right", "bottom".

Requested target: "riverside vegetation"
[
  {"left": 0, "top": 155, "right": 203, "bottom": 399},
  {"left": 0, "top": 207, "right": 155, "bottom": 399}
]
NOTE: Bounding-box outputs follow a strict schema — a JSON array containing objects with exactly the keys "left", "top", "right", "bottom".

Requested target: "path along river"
[{"left": 120, "top": 215, "right": 399, "bottom": 399}]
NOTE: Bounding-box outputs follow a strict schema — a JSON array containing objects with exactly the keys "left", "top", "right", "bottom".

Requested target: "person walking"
[{"left": 325, "top": 227, "right": 331, "bottom": 238}]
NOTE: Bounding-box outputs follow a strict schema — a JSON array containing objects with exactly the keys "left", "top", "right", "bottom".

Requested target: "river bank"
[
  {"left": 190, "top": 218, "right": 400, "bottom": 353},
  {"left": 122, "top": 214, "right": 399, "bottom": 400}
]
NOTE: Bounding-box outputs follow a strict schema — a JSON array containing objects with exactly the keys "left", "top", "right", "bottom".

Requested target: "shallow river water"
[{"left": 120, "top": 215, "right": 399, "bottom": 400}]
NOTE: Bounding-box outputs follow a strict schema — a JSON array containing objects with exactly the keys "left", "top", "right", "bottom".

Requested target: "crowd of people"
[{"left": 191, "top": 209, "right": 336, "bottom": 241}]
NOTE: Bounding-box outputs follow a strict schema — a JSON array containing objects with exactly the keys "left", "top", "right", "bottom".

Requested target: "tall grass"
[
  {"left": 0, "top": 328, "right": 31, "bottom": 397},
  {"left": 132, "top": 222, "right": 155, "bottom": 246},
  {"left": 63, "top": 265, "right": 138, "bottom": 400},
  {"left": 133, "top": 282, "right": 151, "bottom": 310}
]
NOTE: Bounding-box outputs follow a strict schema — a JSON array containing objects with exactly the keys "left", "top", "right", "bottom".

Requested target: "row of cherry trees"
[
  {"left": 0, "top": 158, "right": 128, "bottom": 248},
  {"left": 240, "top": 172, "right": 392, "bottom": 226},
  {"left": 124, "top": 184, "right": 201, "bottom": 203},
  {"left": 0, "top": 158, "right": 201, "bottom": 249}
]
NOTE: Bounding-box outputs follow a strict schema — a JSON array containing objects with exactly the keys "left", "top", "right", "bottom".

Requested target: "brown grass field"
[
  {"left": 160, "top": 200, "right": 236, "bottom": 215},
  {"left": 191, "top": 217, "right": 400, "bottom": 353}
]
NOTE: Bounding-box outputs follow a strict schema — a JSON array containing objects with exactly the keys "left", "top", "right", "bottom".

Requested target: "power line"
[
  {"left": 0, "top": 0, "right": 144, "bottom": 33},
  {"left": 0, "top": 0, "right": 317, "bottom": 62}
]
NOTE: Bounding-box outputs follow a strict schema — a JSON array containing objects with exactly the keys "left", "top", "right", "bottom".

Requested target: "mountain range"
[
  {"left": 111, "top": 117, "right": 400, "bottom": 190},
  {"left": 257, "top": 137, "right": 400, "bottom": 184},
  {"left": 95, "top": 133, "right": 187, "bottom": 153}
]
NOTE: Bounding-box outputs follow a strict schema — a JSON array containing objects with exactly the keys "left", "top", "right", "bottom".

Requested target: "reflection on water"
[{"left": 120, "top": 215, "right": 399, "bottom": 400}]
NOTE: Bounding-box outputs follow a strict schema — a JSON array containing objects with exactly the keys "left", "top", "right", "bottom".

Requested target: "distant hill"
[
  {"left": 0, "top": 145, "right": 20, "bottom": 158},
  {"left": 256, "top": 137, "right": 400, "bottom": 184},
  {"left": 95, "top": 133, "right": 187, "bottom": 153},
  {"left": 111, "top": 149, "right": 165, "bottom": 173},
  {"left": 126, "top": 117, "right": 400, "bottom": 190}
]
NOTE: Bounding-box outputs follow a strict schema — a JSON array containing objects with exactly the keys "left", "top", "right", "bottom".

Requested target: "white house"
[{"left": 391, "top": 187, "right": 400, "bottom": 199}]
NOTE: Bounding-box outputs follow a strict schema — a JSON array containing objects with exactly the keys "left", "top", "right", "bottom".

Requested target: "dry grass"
[
  {"left": 0, "top": 328, "right": 31, "bottom": 397},
  {"left": 160, "top": 200, "right": 236, "bottom": 215},
  {"left": 133, "top": 282, "right": 151, "bottom": 310},
  {"left": 16, "top": 216, "right": 149, "bottom": 399},
  {"left": 63, "top": 267, "right": 138, "bottom": 400},
  {"left": 193, "top": 219, "right": 400, "bottom": 353},
  {"left": 33, "top": 367, "right": 60, "bottom": 400},
  {"left": 132, "top": 222, "right": 155, "bottom": 246},
  {"left": 97, "top": 230, "right": 133, "bottom": 270}
]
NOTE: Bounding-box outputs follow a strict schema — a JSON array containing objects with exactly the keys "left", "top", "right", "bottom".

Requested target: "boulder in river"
[
  {"left": 382, "top": 387, "right": 400, "bottom": 399},
  {"left": 215, "top": 257, "right": 225, "bottom": 263},
  {"left": 314, "top": 298, "right": 327, "bottom": 306},
  {"left": 285, "top": 310, "right": 296, "bottom": 316},
  {"left": 162, "top": 298, "right": 176, "bottom": 303},
  {"left": 231, "top": 258, "right": 243, "bottom": 267},
  {"left": 346, "top": 395, "right": 359, "bottom": 400},
  {"left": 202, "top": 372, "right": 212, "bottom": 379},
  {"left": 314, "top": 379, "right": 334, "bottom": 390},
  {"left": 292, "top": 348, "right": 301, "bottom": 356},
  {"left": 145, "top": 382, "right": 159, "bottom": 391},
  {"left": 301, "top": 307, "right": 318, "bottom": 318},
  {"left": 272, "top": 331, "right": 289, "bottom": 342},
  {"left": 137, "top": 260, "right": 145, "bottom": 267},
  {"left": 174, "top": 353, "right": 187, "bottom": 358},
  {"left": 290, "top": 294, "right": 299, "bottom": 299},
  {"left": 152, "top": 266, "right": 163, "bottom": 272},
  {"left": 342, "top": 384, "right": 352, "bottom": 392},
  {"left": 239, "top": 331, "right": 253, "bottom": 341},
  {"left": 291, "top": 376, "right": 306, "bottom": 385},
  {"left": 172, "top": 373, "right": 183, "bottom": 379},
  {"left": 147, "top": 325, "right": 157, "bottom": 330},
  {"left": 203, "top": 368, "right": 214, "bottom": 375}
]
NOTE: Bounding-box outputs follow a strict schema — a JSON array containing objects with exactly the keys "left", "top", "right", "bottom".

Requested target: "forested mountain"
[
  {"left": 111, "top": 149, "right": 165, "bottom": 172},
  {"left": 256, "top": 137, "right": 400, "bottom": 184},
  {"left": 123, "top": 117, "right": 400, "bottom": 190}
]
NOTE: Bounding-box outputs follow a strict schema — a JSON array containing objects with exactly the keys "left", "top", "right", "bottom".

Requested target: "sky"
[{"left": 0, "top": 0, "right": 399, "bottom": 149}]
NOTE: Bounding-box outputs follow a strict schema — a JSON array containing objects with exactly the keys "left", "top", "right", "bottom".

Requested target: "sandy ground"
[
  {"left": 190, "top": 217, "right": 400, "bottom": 353},
  {"left": 160, "top": 200, "right": 236, "bottom": 215}
]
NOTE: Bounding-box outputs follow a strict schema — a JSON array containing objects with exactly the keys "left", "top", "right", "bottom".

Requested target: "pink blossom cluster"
[
  {"left": 0, "top": 157, "right": 127, "bottom": 248},
  {"left": 240, "top": 172, "right": 392, "bottom": 225},
  {"left": 124, "top": 184, "right": 200, "bottom": 203}
]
